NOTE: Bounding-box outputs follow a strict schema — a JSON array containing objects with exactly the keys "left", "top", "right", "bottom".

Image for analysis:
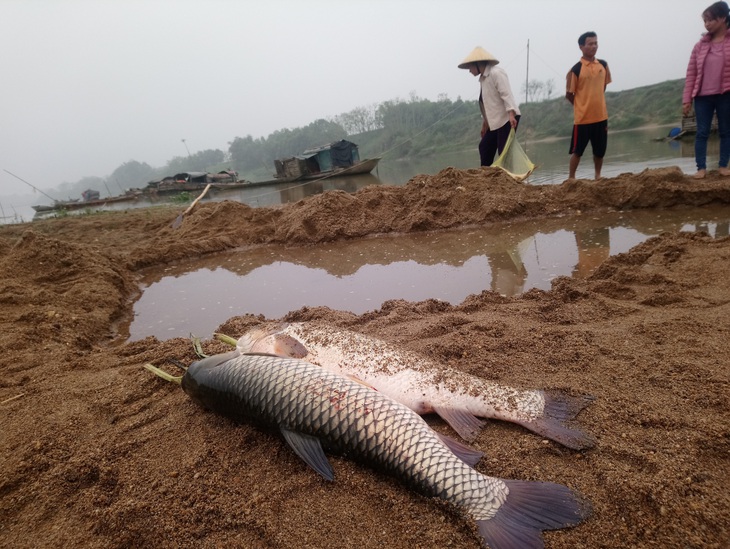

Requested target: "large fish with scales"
[
  {"left": 145, "top": 350, "right": 589, "bottom": 548},
  {"left": 234, "top": 322, "right": 595, "bottom": 450}
]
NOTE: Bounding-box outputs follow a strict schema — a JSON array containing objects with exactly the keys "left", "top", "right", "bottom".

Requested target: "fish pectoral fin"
[
  {"left": 435, "top": 432, "right": 484, "bottom": 467},
  {"left": 280, "top": 427, "right": 334, "bottom": 481},
  {"left": 272, "top": 334, "right": 309, "bottom": 359},
  {"left": 432, "top": 406, "right": 485, "bottom": 442}
]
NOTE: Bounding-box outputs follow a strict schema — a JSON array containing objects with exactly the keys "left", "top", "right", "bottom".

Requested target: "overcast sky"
[{"left": 0, "top": 0, "right": 708, "bottom": 195}]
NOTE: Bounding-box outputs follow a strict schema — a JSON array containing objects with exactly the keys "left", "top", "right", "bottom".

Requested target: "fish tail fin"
[
  {"left": 477, "top": 479, "right": 590, "bottom": 549},
  {"left": 516, "top": 390, "right": 596, "bottom": 450}
]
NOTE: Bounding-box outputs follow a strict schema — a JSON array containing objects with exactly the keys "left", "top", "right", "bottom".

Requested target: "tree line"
[{"left": 54, "top": 78, "right": 685, "bottom": 198}]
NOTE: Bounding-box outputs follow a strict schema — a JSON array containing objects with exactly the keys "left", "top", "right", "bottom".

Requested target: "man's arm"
[{"left": 565, "top": 70, "right": 575, "bottom": 104}]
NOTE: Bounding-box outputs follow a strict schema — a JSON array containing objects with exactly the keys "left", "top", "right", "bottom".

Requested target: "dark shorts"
[{"left": 569, "top": 120, "right": 608, "bottom": 157}]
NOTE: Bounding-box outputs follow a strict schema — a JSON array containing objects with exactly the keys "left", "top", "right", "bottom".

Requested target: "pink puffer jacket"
[{"left": 683, "top": 32, "right": 730, "bottom": 104}]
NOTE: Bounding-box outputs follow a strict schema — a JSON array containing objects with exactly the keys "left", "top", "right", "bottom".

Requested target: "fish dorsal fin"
[
  {"left": 273, "top": 334, "right": 308, "bottom": 359},
  {"left": 432, "top": 405, "right": 485, "bottom": 442},
  {"left": 436, "top": 432, "right": 484, "bottom": 467},
  {"left": 280, "top": 427, "right": 334, "bottom": 481}
]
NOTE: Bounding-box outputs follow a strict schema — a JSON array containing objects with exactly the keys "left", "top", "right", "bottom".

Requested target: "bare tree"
[{"left": 521, "top": 78, "right": 556, "bottom": 102}]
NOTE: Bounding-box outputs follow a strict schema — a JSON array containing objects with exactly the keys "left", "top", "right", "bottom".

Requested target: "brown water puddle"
[{"left": 126, "top": 205, "right": 730, "bottom": 341}]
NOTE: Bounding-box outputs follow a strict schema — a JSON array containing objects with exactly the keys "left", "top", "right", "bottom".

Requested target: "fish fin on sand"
[
  {"left": 273, "top": 334, "right": 308, "bottom": 359},
  {"left": 516, "top": 390, "right": 596, "bottom": 450},
  {"left": 435, "top": 433, "right": 484, "bottom": 467},
  {"left": 477, "top": 479, "right": 590, "bottom": 549},
  {"left": 432, "top": 406, "right": 485, "bottom": 442},
  {"left": 280, "top": 427, "right": 334, "bottom": 481}
]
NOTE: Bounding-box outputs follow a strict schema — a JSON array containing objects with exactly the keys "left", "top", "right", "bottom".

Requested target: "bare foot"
[
  {"left": 719, "top": 167, "right": 730, "bottom": 176},
  {"left": 693, "top": 169, "right": 707, "bottom": 179}
]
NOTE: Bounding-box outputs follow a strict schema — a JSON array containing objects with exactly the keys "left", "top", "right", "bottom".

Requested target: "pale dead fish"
[{"left": 235, "top": 321, "right": 595, "bottom": 450}]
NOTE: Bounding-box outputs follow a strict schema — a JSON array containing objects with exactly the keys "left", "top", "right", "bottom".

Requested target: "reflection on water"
[{"left": 126, "top": 205, "right": 730, "bottom": 341}]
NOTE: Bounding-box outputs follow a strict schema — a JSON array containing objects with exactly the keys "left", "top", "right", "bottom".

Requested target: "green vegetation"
[{"left": 55, "top": 79, "right": 685, "bottom": 195}]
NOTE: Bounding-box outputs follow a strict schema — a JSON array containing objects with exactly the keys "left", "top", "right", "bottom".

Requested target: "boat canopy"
[
  {"left": 173, "top": 172, "right": 209, "bottom": 183},
  {"left": 302, "top": 139, "right": 361, "bottom": 171}
]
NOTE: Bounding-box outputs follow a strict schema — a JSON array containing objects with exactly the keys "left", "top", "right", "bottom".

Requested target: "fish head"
[{"left": 181, "top": 349, "right": 241, "bottom": 402}]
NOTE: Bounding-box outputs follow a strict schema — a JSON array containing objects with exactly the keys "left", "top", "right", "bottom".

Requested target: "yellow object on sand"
[{"left": 492, "top": 129, "right": 535, "bottom": 182}]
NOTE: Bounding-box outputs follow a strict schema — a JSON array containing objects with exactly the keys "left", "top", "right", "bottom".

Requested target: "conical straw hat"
[{"left": 458, "top": 46, "right": 499, "bottom": 69}]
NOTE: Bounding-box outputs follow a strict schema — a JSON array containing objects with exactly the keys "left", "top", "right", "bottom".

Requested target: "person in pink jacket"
[{"left": 683, "top": 1, "right": 730, "bottom": 179}]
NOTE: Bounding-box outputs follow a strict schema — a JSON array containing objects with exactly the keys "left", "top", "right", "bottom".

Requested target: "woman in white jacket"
[{"left": 459, "top": 46, "right": 521, "bottom": 167}]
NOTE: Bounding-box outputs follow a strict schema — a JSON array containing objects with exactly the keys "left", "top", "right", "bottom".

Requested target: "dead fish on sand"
[
  {"left": 233, "top": 322, "right": 595, "bottom": 450},
  {"left": 145, "top": 351, "right": 589, "bottom": 548}
]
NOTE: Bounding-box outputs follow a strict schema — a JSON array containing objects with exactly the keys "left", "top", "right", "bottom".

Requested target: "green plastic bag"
[{"left": 492, "top": 128, "right": 535, "bottom": 182}]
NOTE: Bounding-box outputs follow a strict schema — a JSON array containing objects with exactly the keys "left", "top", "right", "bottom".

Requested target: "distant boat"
[
  {"left": 32, "top": 189, "right": 143, "bottom": 213},
  {"left": 681, "top": 112, "right": 717, "bottom": 135},
  {"left": 272, "top": 140, "right": 380, "bottom": 182}
]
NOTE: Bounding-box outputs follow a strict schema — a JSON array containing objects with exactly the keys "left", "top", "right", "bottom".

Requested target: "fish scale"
[{"left": 179, "top": 351, "right": 589, "bottom": 548}]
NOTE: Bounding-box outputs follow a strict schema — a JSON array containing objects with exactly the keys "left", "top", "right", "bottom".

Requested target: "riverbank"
[{"left": 1, "top": 166, "right": 728, "bottom": 548}]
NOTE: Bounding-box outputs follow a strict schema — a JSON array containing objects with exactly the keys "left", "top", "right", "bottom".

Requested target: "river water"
[{"left": 17, "top": 125, "right": 709, "bottom": 221}]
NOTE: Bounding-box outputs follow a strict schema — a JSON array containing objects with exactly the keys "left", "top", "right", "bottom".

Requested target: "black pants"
[{"left": 479, "top": 116, "right": 520, "bottom": 166}]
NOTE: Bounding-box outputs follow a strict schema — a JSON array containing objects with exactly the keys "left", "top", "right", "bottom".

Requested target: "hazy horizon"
[{"left": 0, "top": 0, "right": 706, "bottom": 199}]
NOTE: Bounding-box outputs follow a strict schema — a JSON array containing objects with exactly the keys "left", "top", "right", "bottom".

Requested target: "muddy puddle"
[{"left": 126, "top": 205, "right": 730, "bottom": 341}]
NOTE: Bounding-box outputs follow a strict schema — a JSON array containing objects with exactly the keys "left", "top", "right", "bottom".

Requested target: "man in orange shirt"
[{"left": 565, "top": 32, "right": 612, "bottom": 180}]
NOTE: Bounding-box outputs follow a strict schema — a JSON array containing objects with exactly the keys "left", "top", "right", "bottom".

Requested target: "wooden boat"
[
  {"left": 32, "top": 191, "right": 143, "bottom": 213},
  {"left": 272, "top": 140, "right": 380, "bottom": 182},
  {"left": 681, "top": 113, "right": 717, "bottom": 135}
]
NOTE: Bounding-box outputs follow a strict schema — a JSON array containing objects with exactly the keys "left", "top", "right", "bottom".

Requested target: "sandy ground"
[{"left": 0, "top": 166, "right": 728, "bottom": 548}]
